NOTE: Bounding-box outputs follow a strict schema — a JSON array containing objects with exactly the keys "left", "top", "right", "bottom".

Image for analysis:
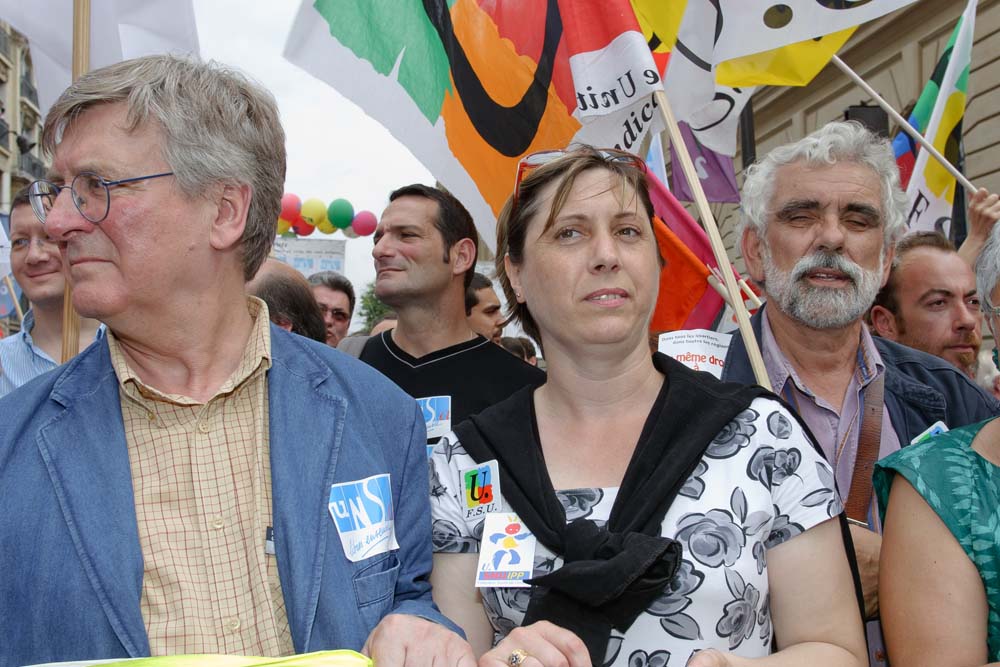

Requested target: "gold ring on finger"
[{"left": 508, "top": 649, "right": 530, "bottom": 667}]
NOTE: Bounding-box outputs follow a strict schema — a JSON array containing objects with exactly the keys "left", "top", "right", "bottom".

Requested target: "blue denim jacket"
[
  {"left": 0, "top": 325, "right": 459, "bottom": 667},
  {"left": 722, "top": 306, "right": 1000, "bottom": 449}
]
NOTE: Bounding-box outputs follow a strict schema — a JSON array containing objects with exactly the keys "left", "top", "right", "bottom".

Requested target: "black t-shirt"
[{"left": 359, "top": 331, "right": 546, "bottom": 444}]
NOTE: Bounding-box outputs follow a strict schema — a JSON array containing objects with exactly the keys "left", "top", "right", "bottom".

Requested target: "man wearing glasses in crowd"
[
  {"left": 0, "top": 55, "right": 473, "bottom": 667},
  {"left": 308, "top": 270, "right": 355, "bottom": 347}
]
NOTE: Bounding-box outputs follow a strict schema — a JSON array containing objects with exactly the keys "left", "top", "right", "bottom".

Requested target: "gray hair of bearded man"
[
  {"left": 738, "top": 121, "right": 909, "bottom": 249},
  {"left": 41, "top": 54, "right": 286, "bottom": 281}
]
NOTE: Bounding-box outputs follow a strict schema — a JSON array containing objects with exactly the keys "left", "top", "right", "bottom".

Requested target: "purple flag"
[{"left": 670, "top": 121, "right": 741, "bottom": 204}]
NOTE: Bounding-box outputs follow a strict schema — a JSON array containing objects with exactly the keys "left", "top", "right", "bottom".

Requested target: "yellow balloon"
[
  {"left": 277, "top": 217, "right": 292, "bottom": 235},
  {"left": 317, "top": 220, "right": 336, "bottom": 234},
  {"left": 300, "top": 198, "right": 327, "bottom": 226}
]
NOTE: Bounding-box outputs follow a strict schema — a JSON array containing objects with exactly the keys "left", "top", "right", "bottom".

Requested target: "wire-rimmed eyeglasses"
[{"left": 28, "top": 171, "right": 174, "bottom": 225}]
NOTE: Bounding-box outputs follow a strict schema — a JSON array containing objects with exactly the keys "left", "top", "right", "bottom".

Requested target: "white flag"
[
  {"left": 0, "top": 0, "right": 200, "bottom": 117},
  {"left": 713, "top": 0, "right": 917, "bottom": 62},
  {"left": 663, "top": 0, "right": 755, "bottom": 156}
]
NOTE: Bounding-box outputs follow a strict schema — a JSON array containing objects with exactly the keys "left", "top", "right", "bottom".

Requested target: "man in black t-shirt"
[{"left": 341, "top": 184, "right": 544, "bottom": 443}]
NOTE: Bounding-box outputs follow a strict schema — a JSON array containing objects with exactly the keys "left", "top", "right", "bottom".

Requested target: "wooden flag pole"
[
  {"left": 61, "top": 0, "right": 90, "bottom": 363},
  {"left": 4, "top": 275, "right": 24, "bottom": 324},
  {"left": 831, "top": 55, "right": 975, "bottom": 193},
  {"left": 653, "top": 90, "right": 772, "bottom": 390}
]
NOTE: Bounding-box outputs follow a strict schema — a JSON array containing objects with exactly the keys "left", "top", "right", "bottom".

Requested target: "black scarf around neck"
[{"left": 454, "top": 353, "right": 768, "bottom": 665}]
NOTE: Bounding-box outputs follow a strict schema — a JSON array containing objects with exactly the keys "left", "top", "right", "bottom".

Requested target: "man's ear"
[
  {"left": 450, "top": 237, "right": 477, "bottom": 277},
  {"left": 742, "top": 227, "right": 766, "bottom": 284},
  {"left": 210, "top": 183, "right": 253, "bottom": 252},
  {"left": 504, "top": 254, "right": 524, "bottom": 303},
  {"left": 869, "top": 305, "right": 900, "bottom": 340},
  {"left": 273, "top": 316, "right": 294, "bottom": 333}
]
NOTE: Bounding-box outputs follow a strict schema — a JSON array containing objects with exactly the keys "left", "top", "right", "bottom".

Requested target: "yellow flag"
[
  {"left": 630, "top": 0, "right": 687, "bottom": 56},
  {"left": 715, "top": 27, "right": 855, "bottom": 87}
]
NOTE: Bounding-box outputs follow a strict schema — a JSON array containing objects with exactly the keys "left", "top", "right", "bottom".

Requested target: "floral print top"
[
  {"left": 874, "top": 419, "right": 1000, "bottom": 661},
  {"left": 430, "top": 397, "right": 842, "bottom": 666}
]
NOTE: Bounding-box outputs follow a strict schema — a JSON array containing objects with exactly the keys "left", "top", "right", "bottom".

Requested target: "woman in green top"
[{"left": 874, "top": 223, "right": 1000, "bottom": 666}]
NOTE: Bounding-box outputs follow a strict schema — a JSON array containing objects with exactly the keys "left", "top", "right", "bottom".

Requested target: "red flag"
[{"left": 646, "top": 170, "right": 726, "bottom": 331}]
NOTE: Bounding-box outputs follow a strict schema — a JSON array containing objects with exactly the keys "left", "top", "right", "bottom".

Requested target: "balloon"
[
  {"left": 290, "top": 215, "right": 312, "bottom": 236},
  {"left": 299, "top": 198, "right": 327, "bottom": 226},
  {"left": 341, "top": 225, "right": 359, "bottom": 239},
  {"left": 317, "top": 219, "right": 336, "bottom": 234},
  {"left": 327, "top": 198, "right": 354, "bottom": 229},
  {"left": 280, "top": 193, "right": 301, "bottom": 221},
  {"left": 351, "top": 210, "right": 378, "bottom": 236},
  {"left": 277, "top": 217, "right": 292, "bottom": 235}
]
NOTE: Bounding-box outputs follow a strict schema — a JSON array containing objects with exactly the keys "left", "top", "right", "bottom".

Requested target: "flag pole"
[
  {"left": 4, "top": 275, "right": 23, "bottom": 324},
  {"left": 831, "top": 55, "right": 975, "bottom": 193},
  {"left": 653, "top": 90, "right": 772, "bottom": 390},
  {"left": 61, "top": 0, "right": 89, "bottom": 363}
]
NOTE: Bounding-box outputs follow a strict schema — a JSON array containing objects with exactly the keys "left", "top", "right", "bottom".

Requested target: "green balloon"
[{"left": 327, "top": 198, "right": 355, "bottom": 229}]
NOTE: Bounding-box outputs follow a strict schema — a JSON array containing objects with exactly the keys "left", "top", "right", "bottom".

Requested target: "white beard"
[{"left": 761, "top": 246, "right": 884, "bottom": 330}]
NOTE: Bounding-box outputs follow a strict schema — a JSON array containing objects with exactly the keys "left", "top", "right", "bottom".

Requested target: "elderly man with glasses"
[{"left": 0, "top": 56, "right": 472, "bottom": 667}]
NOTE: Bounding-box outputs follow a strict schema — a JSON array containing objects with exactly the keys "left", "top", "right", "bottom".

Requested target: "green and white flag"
[{"left": 904, "top": 0, "right": 975, "bottom": 236}]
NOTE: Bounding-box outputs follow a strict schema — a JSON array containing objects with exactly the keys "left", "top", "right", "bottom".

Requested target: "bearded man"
[
  {"left": 868, "top": 232, "right": 982, "bottom": 379},
  {"left": 721, "top": 122, "right": 999, "bottom": 667}
]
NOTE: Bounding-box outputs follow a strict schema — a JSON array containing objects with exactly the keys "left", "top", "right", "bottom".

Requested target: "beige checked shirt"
[{"left": 110, "top": 297, "right": 294, "bottom": 656}]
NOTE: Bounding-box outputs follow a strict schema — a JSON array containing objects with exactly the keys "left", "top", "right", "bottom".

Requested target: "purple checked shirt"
[{"left": 759, "top": 308, "right": 900, "bottom": 666}]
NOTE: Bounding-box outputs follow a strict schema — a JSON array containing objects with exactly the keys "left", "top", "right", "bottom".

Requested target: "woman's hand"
[
  {"left": 686, "top": 649, "right": 739, "bottom": 667},
  {"left": 479, "top": 621, "right": 591, "bottom": 667}
]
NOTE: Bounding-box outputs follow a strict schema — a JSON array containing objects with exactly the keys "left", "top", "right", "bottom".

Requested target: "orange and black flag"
[{"left": 285, "top": 0, "right": 668, "bottom": 244}]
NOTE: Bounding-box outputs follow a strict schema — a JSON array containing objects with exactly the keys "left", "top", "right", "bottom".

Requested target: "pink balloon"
[
  {"left": 352, "top": 210, "right": 378, "bottom": 236},
  {"left": 280, "top": 193, "right": 301, "bottom": 221}
]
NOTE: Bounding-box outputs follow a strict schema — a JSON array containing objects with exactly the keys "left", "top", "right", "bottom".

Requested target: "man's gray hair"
[
  {"left": 739, "top": 121, "right": 908, "bottom": 246},
  {"left": 41, "top": 54, "right": 286, "bottom": 280},
  {"left": 976, "top": 224, "right": 1000, "bottom": 310}
]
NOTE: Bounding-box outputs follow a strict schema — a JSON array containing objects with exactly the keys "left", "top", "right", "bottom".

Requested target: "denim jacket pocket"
[{"left": 353, "top": 551, "right": 400, "bottom": 629}]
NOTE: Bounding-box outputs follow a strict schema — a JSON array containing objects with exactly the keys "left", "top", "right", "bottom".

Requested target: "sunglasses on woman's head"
[{"left": 511, "top": 148, "right": 646, "bottom": 213}]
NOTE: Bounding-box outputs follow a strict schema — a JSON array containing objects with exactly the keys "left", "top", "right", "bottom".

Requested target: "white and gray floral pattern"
[
  {"left": 746, "top": 446, "right": 802, "bottom": 489},
  {"left": 679, "top": 461, "right": 708, "bottom": 500},
  {"left": 675, "top": 510, "right": 745, "bottom": 568},
  {"left": 716, "top": 569, "right": 760, "bottom": 650},
  {"left": 706, "top": 408, "right": 758, "bottom": 458},
  {"left": 648, "top": 559, "right": 704, "bottom": 641},
  {"left": 429, "top": 399, "right": 842, "bottom": 665},
  {"left": 559, "top": 488, "right": 604, "bottom": 520}
]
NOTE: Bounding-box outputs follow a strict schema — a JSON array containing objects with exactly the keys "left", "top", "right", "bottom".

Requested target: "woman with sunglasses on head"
[
  {"left": 874, "top": 226, "right": 1000, "bottom": 667},
  {"left": 428, "top": 146, "right": 865, "bottom": 667}
]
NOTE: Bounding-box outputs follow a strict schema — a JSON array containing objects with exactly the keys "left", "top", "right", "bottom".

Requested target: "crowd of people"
[{"left": 1, "top": 54, "right": 999, "bottom": 667}]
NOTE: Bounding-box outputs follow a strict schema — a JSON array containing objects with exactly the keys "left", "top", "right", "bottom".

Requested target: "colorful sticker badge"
[
  {"left": 328, "top": 474, "right": 400, "bottom": 562},
  {"left": 476, "top": 512, "right": 536, "bottom": 588},
  {"left": 910, "top": 420, "right": 949, "bottom": 445},
  {"left": 417, "top": 396, "right": 452, "bottom": 441},
  {"left": 461, "top": 459, "right": 501, "bottom": 520}
]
